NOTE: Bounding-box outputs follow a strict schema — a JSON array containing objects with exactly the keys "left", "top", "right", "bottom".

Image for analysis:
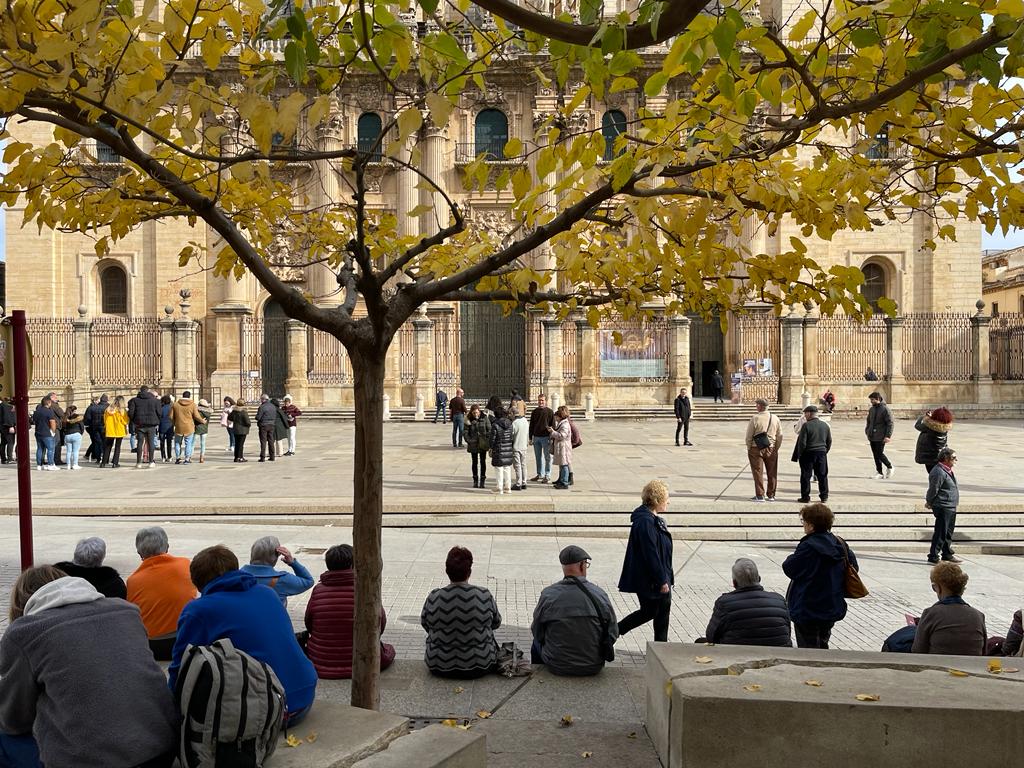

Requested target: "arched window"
[
  {"left": 357, "top": 113, "right": 383, "bottom": 161},
  {"left": 474, "top": 109, "right": 508, "bottom": 160},
  {"left": 602, "top": 110, "right": 627, "bottom": 161},
  {"left": 862, "top": 263, "right": 886, "bottom": 309},
  {"left": 865, "top": 124, "right": 890, "bottom": 160},
  {"left": 99, "top": 264, "right": 128, "bottom": 315}
]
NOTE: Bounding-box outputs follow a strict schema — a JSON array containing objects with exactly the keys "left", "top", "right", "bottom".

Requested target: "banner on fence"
[{"left": 598, "top": 329, "right": 666, "bottom": 378}]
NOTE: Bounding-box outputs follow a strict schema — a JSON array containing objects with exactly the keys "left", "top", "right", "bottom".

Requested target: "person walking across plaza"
[
  {"left": 255, "top": 393, "right": 278, "bottom": 462},
  {"left": 926, "top": 447, "right": 961, "bottom": 564},
  {"left": 711, "top": 370, "right": 725, "bottom": 402},
  {"left": 617, "top": 480, "right": 674, "bottom": 642},
  {"left": 549, "top": 405, "right": 574, "bottom": 490},
  {"left": 220, "top": 395, "right": 236, "bottom": 453},
  {"left": 282, "top": 394, "right": 302, "bottom": 455},
  {"left": 865, "top": 391, "right": 894, "bottom": 479},
  {"left": 433, "top": 388, "right": 448, "bottom": 423},
  {"left": 489, "top": 406, "right": 515, "bottom": 495},
  {"left": 465, "top": 404, "right": 491, "bottom": 488},
  {"left": 449, "top": 388, "right": 467, "bottom": 448},
  {"left": 529, "top": 394, "right": 555, "bottom": 483},
  {"left": 128, "top": 385, "right": 160, "bottom": 468},
  {"left": 511, "top": 402, "right": 529, "bottom": 491},
  {"left": 229, "top": 398, "right": 251, "bottom": 462},
  {"left": 170, "top": 390, "right": 203, "bottom": 464},
  {"left": 794, "top": 405, "right": 831, "bottom": 503},
  {"left": 915, "top": 406, "right": 953, "bottom": 474},
  {"left": 674, "top": 387, "right": 692, "bottom": 446},
  {"left": 745, "top": 398, "right": 783, "bottom": 502},
  {"left": 0, "top": 396, "right": 14, "bottom": 465},
  {"left": 101, "top": 395, "right": 129, "bottom": 468},
  {"left": 61, "top": 405, "right": 85, "bottom": 470}
]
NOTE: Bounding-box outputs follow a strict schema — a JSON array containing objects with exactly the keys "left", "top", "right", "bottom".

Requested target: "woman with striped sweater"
[{"left": 421, "top": 547, "right": 501, "bottom": 678}]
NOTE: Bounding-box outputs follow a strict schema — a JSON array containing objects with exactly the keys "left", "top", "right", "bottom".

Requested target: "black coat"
[
  {"left": 465, "top": 414, "right": 491, "bottom": 453},
  {"left": 618, "top": 505, "right": 674, "bottom": 599},
  {"left": 782, "top": 532, "right": 857, "bottom": 624},
  {"left": 53, "top": 562, "right": 128, "bottom": 599},
  {"left": 128, "top": 390, "right": 161, "bottom": 428},
  {"left": 0, "top": 401, "right": 14, "bottom": 428},
  {"left": 704, "top": 585, "right": 792, "bottom": 647},
  {"left": 674, "top": 395, "right": 691, "bottom": 420},
  {"left": 914, "top": 415, "right": 950, "bottom": 465},
  {"left": 489, "top": 417, "right": 515, "bottom": 467},
  {"left": 228, "top": 407, "right": 251, "bottom": 436},
  {"left": 84, "top": 401, "right": 107, "bottom": 430},
  {"left": 712, "top": 373, "right": 724, "bottom": 389},
  {"left": 865, "top": 401, "right": 893, "bottom": 442}
]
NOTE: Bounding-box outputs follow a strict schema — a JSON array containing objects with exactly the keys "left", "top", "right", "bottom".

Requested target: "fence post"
[
  {"left": 171, "top": 291, "right": 200, "bottom": 396},
  {"left": 972, "top": 300, "right": 993, "bottom": 404},
  {"left": 72, "top": 306, "right": 92, "bottom": 401},
  {"left": 667, "top": 316, "right": 692, "bottom": 400},
  {"left": 412, "top": 310, "right": 435, "bottom": 413},
  {"left": 159, "top": 306, "right": 176, "bottom": 392},
  {"left": 578, "top": 320, "right": 599, "bottom": 400},
  {"left": 801, "top": 307, "right": 820, "bottom": 400},
  {"left": 884, "top": 315, "right": 905, "bottom": 402},
  {"left": 284, "top": 319, "right": 308, "bottom": 404},
  {"left": 542, "top": 316, "right": 563, "bottom": 405},
  {"left": 779, "top": 310, "right": 805, "bottom": 406}
]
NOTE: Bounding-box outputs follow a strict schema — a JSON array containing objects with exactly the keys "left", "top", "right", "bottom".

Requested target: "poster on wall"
[
  {"left": 742, "top": 359, "right": 757, "bottom": 377},
  {"left": 758, "top": 357, "right": 774, "bottom": 376},
  {"left": 598, "top": 329, "right": 667, "bottom": 378}
]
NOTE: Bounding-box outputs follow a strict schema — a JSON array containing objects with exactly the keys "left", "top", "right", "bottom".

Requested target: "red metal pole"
[{"left": 12, "top": 310, "right": 33, "bottom": 570}]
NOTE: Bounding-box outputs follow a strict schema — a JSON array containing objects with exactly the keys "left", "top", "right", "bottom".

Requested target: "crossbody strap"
[{"left": 568, "top": 577, "right": 608, "bottom": 632}]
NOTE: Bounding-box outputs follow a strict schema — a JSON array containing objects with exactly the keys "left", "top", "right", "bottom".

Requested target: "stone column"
[
  {"left": 884, "top": 315, "right": 905, "bottom": 403},
  {"left": 159, "top": 306, "right": 176, "bottom": 392},
  {"left": 779, "top": 313, "right": 805, "bottom": 405},
  {"left": 412, "top": 311, "right": 435, "bottom": 419},
  {"left": 542, "top": 316, "right": 563, "bottom": 403},
  {"left": 72, "top": 306, "right": 92, "bottom": 400},
  {"left": 396, "top": 135, "right": 419, "bottom": 240},
  {"left": 209, "top": 229, "right": 254, "bottom": 398},
  {"left": 801, "top": 308, "right": 820, "bottom": 398},
  {"left": 284, "top": 319, "right": 309, "bottom": 403},
  {"left": 578, "top": 320, "right": 599, "bottom": 404},
  {"left": 972, "top": 300, "right": 993, "bottom": 404},
  {"left": 308, "top": 117, "right": 345, "bottom": 305},
  {"left": 531, "top": 111, "right": 557, "bottom": 276},
  {"left": 667, "top": 316, "right": 692, "bottom": 400},
  {"left": 419, "top": 122, "right": 449, "bottom": 237}
]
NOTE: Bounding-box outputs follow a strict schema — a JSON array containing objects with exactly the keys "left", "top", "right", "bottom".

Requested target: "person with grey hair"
[
  {"left": 255, "top": 394, "right": 279, "bottom": 462},
  {"left": 701, "top": 558, "right": 791, "bottom": 647},
  {"left": 126, "top": 526, "right": 196, "bottom": 660},
  {"left": 926, "top": 447, "right": 961, "bottom": 564},
  {"left": 241, "top": 535, "right": 314, "bottom": 606},
  {"left": 745, "top": 398, "right": 783, "bottom": 502},
  {"left": 54, "top": 537, "right": 127, "bottom": 599}
]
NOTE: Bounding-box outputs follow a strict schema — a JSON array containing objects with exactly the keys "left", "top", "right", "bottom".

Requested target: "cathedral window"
[
  {"left": 474, "top": 109, "right": 508, "bottom": 160},
  {"left": 99, "top": 264, "right": 128, "bottom": 315},
  {"left": 357, "top": 113, "right": 384, "bottom": 162},
  {"left": 602, "top": 109, "right": 627, "bottom": 161},
  {"left": 861, "top": 262, "right": 886, "bottom": 310}
]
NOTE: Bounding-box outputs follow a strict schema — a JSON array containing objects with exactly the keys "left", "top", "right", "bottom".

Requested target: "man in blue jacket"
[{"left": 168, "top": 545, "right": 317, "bottom": 723}]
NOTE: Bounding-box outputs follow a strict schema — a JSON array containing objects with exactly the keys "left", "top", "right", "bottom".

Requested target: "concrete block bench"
[
  {"left": 271, "top": 701, "right": 407, "bottom": 768},
  {"left": 646, "top": 643, "right": 1024, "bottom": 768},
  {"left": 352, "top": 724, "right": 485, "bottom": 768}
]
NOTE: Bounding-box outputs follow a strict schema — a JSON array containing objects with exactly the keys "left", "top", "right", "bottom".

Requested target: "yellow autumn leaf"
[
  {"left": 743, "top": 684, "right": 763, "bottom": 692},
  {"left": 855, "top": 694, "right": 880, "bottom": 702},
  {"left": 476, "top": 710, "right": 492, "bottom": 719},
  {"left": 987, "top": 659, "right": 1003, "bottom": 674},
  {"left": 948, "top": 669, "right": 969, "bottom": 677},
  {"left": 1001, "top": 667, "right": 1020, "bottom": 673},
  {"left": 804, "top": 680, "right": 824, "bottom": 687},
  {"left": 441, "top": 719, "right": 459, "bottom": 728},
  {"left": 305, "top": 732, "right": 318, "bottom": 743},
  {"left": 664, "top": 681, "right": 673, "bottom": 697},
  {"left": 582, "top": 752, "right": 593, "bottom": 758},
  {"left": 560, "top": 714, "right": 574, "bottom": 727},
  {"left": 453, "top": 686, "right": 464, "bottom": 694},
  {"left": 627, "top": 732, "right": 638, "bottom": 739},
  {"left": 693, "top": 656, "right": 713, "bottom": 664},
  {"left": 285, "top": 734, "right": 302, "bottom": 748}
]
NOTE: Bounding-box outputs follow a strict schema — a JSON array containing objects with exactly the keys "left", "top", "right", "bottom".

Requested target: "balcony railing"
[{"left": 456, "top": 140, "right": 510, "bottom": 163}]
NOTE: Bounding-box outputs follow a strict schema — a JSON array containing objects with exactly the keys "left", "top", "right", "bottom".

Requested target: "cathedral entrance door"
[
  {"left": 459, "top": 302, "right": 526, "bottom": 400},
  {"left": 689, "top": 315, "right": 724, "bottom": 397},
  {"left": 262, "top": 299, "right": 288, "bottom": 397}
]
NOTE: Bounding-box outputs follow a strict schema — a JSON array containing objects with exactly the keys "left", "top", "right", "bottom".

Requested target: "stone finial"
[
  {"left": 179, "top": 288, "right": 192, "bottom": 318},
  {"left": 164, "top": 305, "right": 175, "bottom": 317},
  {"left": 77, "top": 305, "right": 88, "bottom": 318},
  {"left": 975, "top": 298, "right": 986, "bottom": 315}
]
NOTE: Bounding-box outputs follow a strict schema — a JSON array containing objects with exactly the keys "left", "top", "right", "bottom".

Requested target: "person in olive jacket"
[
  {"left": 865, "top": 391, "right": 894, "bottom": 479},
  {"left": 489, "top": 406, "right": 515, "bottom": 494},
  {"left": 465, "top": 404, "right": 491, "bottom": 489},
  {"left": 914, "top": 406, "right": 953, "bottom": 474},
  {"left": 617, "top": 480, "right": 674, "bottom": 642}
]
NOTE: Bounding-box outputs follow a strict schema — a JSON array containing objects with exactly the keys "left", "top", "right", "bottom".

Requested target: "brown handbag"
[{"left": 837, "top": 537, "right": 868, "bottom": 599}]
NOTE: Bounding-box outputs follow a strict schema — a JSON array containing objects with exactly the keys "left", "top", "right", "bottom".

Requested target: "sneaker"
[
  {"left": 942, "top": 555, "right": 963, "bottom": 563},
  {"left": 796, "top": 497, "right": 811, "bottom": 503},
  {"left": 751, "top": 496, "right": 766, "bottom": 502},
  {"left": 495, "top": 489, "right": 504, "bottom": 495},
  {"left": 872, "top": 473, "right": 885, "bottom": 479},
  {"left": 541, "top": 476, "right": 550, "bottom": 484},
  {"left": 766, "top": 496, "right": 776, "bottom": 502},
  {"left": 530, "top": 475, "right": 542, "bottom": 482},
  {"left": 148, "top": 462, "right": 155, "bottom": 468},
  {"left": 552, "top": 482, "right": 569, "bottom": 490},
  {"left": 175, "top": 459, "right": 182, "bottom": 465},
  {"left": 885, "top": 467, "right": 895, "bottom": 479},
  {"left": 37, "top": 465, "right": 45, "bottom": 471},
  {"left": 684, "top": 441, "right": 694, "bottom": 446},
  {"left": 184, "top": 460, "right": 191, "bottom": 464},
  {"left": 72, "top": 465, "right": 83, "bottom": 471},
  {"left": 927, "top": 556, "right": 940, "bottom": 564}
]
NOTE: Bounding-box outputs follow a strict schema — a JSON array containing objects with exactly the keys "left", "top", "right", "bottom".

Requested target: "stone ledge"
[
  {"left": 272, "top": 701, "right": 408, "bottom": 768},
  {"left": 351, "top": 725, "right": 485, "bottom": 768}
]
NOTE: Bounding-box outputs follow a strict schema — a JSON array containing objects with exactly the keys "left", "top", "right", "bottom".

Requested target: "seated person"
[
  {"left": 703, "top": 558, "right": 791, "bottom": 647},
  {"left": 126, "top": 526, "right": 196, "bottom": 661},
  {"left": 168, "top": 545, "right": 318, "bottom": 725},
  {"left": 304, "top": 544, "right": 395, "bottom": 679},
  {"left": 998, "top": 609, "right": 1023, "bottom": 656},
  {"left": 531, "top": 545, "right": 618, "bottom": 676},
  {"left": 240, "top": 535, "right": 314, "bottom": 607},
  {"left": 912, "top": 562, "right": 987, "bottom": 655},
  {"left": 0, "top": 566, "right": 176, "bottom": 768},
  {"left": 53, "top": 536, "right": 127, "bottom": 599},
  {"left": 420, "top": 547, "right": 501, "bottom": 679}
]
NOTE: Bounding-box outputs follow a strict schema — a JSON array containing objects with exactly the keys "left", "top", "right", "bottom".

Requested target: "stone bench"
[{"left": 645, "top": 643, "right": 1024, "bottom": 768}]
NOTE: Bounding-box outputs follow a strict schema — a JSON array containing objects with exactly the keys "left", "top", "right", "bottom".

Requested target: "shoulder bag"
[
  {"left": 569, "top": 577, "right": 615, "bottom": 662},
  {"left": 836, "top": 536, "right": 869, "bottom": 599}
]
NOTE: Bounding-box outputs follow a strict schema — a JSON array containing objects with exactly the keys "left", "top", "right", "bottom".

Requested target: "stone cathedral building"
[{"left": 4, "top": 1, "right": 1006, "bottom": 410}]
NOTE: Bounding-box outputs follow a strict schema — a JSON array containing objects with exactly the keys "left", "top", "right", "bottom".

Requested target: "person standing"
[
  {"left": 170, "top": 390, "right": 203, "bottom": 464},
  {"left": 529, "top": 394, "right": 556, "bottom": 483},
  {"left": 271, "top": 397, "right": 290, "bottom": 457},
  {"left": 158, "top": 394, "right": 174, "bottom": 462},
  {"left": 44, "top": 393, "right": 65, "bottom": 466},
  {"left": 195, "top": 398, "right": 213, "bottom": 463},
  {"left": 128, "top": 385, "right": 160, "bottom": 468},
  {"left": 915, "top": 406, "right": 953, "bottom": 474},
  {"left": 783, "top": 503, "right": 858, "bottom": 649},
  {"left": 220, "top": 396, "right": 236, "bottom": 453},
  {"left": 489, "top": 406, "right": 515, "bottom": 495},
  {"left": 282, "top": 394, "right": 302, "bottom": 455},
  {"left": 617, "top": 480, "right": 674, "bottom": 642},
  {"left": 228, "top": 399, "right": 251, "bottom": 462},
  {"left": 102, "top": 395, "right": 129, "bottom": 468},
  {"left": 465, "top": 404, "right": 491, "bottom": 488},
  {"left": 449, "top": 388, "right": 467, "bottom": 448},
  {"left": 926, "top": 447, "right": 961, "bottom": 564},
  {"left": 711, "top": 370, "right": 724, "bottom": 403},
  {"left": 61, "top": 405, "right": 85, "bottom": 470},
  {"left": 31, "top": 396, "right": 58, "bottom": 470},
  {"left": 549, "top": 405, "right": 573, "bottom": 490},
  {"left": 255, "top": 393, "right": 277, "bottom": 462},
  {"left": 745, "top": 398, "right": 783, "bottom": 502},
  {"left": 794, "top": 405, "right": 831, "bottom": 503},
  {"left": 433, "top": 388, "right": 448, "bottom": 424},
  {"left": 865, "top": 391, "right": 894, "bottom": 479},
  {"left": 509, "top": 389, "right": 524, "bottom": 414},
  {"left": 511, "top": 403, "right": 529, "bottom": 491},
  {"left": 81, "top": 396, "right": 100, "bottom": 463},
  {"left": 674, "top": 388, "right": 692, "bottom": 447},
  {"left": 0, "top": 396, "right": 15, "bottom": 465}
]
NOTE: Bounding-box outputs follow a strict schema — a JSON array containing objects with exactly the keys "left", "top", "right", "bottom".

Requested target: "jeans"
[
  {"left": 433, "top": 403, "right": 447, "bottom": 423},
  {"left": 618, "top": 593, "right": 672, "bottom": 642},
  {"left": 135, "top": 426, "right": 156, "bottom": 464},
  {"left": 799, "top": 451, "right": 829, "bottom": 500},
  {"left": 532, "top": 436, "right": 551, "bottom": 478},
  {"left": 102, "top": 436, "right": 123, "bottom": 466},
  {"left": 234, "top": 433, "right": 247, "bottom": 460},
  {"left": 556, "top": 463, "right": 570, "bottom": 485},
  {"left": 64, "top": 432, "right": 82, "bottom": 468},
  {"left": 159, "top": 431, "right": 173, "bottom": 461},
  {"left": 225, "top": 425, "right": 235, "bottom": 449},
  {"left": 0, "top": 732, "right": 42, "bottom": 768},
  {"left": 258, "top": 424, "right": 275, "bottom": 459},
  {"left": 512, "top": 449, "right": 527, "bottom": 486},
  {"left": 288, "top": 425, "right": 296, "bottom": 453},
  {"left": 675, "top": 418, "right": 689, "bottom": 444},
  {"left": 870, "top": 440, "right": 892, "bottom": 474},
  {"left": 470, "top": 450, "right": 487, "bottom": 483},
  {"left": 451, "top": 413, "right": 465, "bottom": 447},
  {"left": 495, "top": 465, "right": 512, "bottom": 491},
  {"left": 197, "top": 433, "right": 207, "bottom": 456},
  {"left": 929, "top": 506, "right": 957, "bottom": 560},
  {"left": 174, "top": 433, "right": 195, "bottom": 461},
  {"left": 794, "top": 620, "right": 834, "bottom": 649},
  {"left": 35, "top": 434, "right": 55, "bottom": 467}
]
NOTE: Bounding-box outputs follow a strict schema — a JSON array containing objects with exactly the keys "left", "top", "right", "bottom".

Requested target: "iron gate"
[{"left": 459, "top": 303, "right": 526, "bottom": 398}]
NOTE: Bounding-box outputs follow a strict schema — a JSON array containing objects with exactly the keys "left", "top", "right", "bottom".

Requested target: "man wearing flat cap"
[
  {"left": 794, "top": 405, "right": 832, "bottom": 503},
  {"left": 530, "top": 545, "right": 619, "bottom": 676}
]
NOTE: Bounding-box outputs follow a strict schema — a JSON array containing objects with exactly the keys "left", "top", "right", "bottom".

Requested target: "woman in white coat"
[{"left": 548, "top": 405, "right": 573, "bottom": 490}]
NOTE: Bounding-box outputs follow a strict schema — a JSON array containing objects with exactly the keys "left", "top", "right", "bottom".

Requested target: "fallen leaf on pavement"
[
  {"left": 693, "top": 656, "right": 713, "bottom": 664},
  {"left": 305, "top": 732, "right": 318, "bottom": 743},
  {"left": 453, "top": 686, "right": 465, "bottom": 694},
  {"left": 581, "top": 752, "right": 593, "bottom": 758},
  {"left": 988, "top": 660, "right": 1003, "bottom": 674},
  {"left": 948, "top": 669, "right": 969, "bottom": 677},
  {"left": 743, "top": 684, "right": 763, "bottom": 692},
  {"left": 1002, "top": 667, "right": 1020, "bottom": 673},
  {"left": 560, "top": 715, "right": 574, "bottom": 727},
  {"left": 855, "top": 694, "right": 880, "bottom": 702},
  {"left": 664, "top": 681, "right": 673, "bottom": 697},
  {"left": 476, "top": 710, "right": 492, "bottom": 719},
  {"left": 441, "top": 719, "right": 458, "bottom": 728},
  {"left": 285, "top": 735, "right": 302, "bottom": 748},
  {"left": 804, "top": 680, "right": 824, "bottom": 687},
  {"left": 627, "top": 732, "right": 638, "bottom": 739}
]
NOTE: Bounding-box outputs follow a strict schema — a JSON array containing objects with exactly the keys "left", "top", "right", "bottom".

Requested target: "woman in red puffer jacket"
[{"left": 303, "top": 544, "right": 396, "bottom": 679}]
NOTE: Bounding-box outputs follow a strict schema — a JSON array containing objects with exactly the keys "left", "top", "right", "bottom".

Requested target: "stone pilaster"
[
  {"left": 72, "top": 306, "right": 92, "bottom": 400},
  {"left": 667, "top": 316, "right": 692, "bottom": 400},
  {"left": 779, "top": 314, "right": 805, "bottom": 405},
  {"left": 801, "top": 309, "right": 820, "bottom": 397},
  {"left": 209, "top": 306, "right": 251, "bottom": 399},
  {"left": 419, "top": 122, "right": 449, "bottom": 237},
  {"left": 396, "top": 135, "right": 419, "bottom": 240},
  {"left": 972, "top": 300, "right": 992, "bottom": 403},
  {"left": 412, "top": 311, "right": 435, "bottom": 415},
  {"left": 542, "top": 316, "right": 563, "bottom": 404},
  {"left": 884, "top": 315, "right": 905, "bottom": 404},
  {"left": 284, "top": 319, "right": 309, "bottom": 403},
  {"left": 308, "top": 116, "right": 344, "bottom": 304},
  {"left": 578, "top": 320, "right": 599, "bottom": 401},
  {"left": 159, "top": 306, "right": 176, "bottom": 392}
]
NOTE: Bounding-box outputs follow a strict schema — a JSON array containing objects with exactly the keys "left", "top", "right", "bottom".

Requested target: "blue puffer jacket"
[
  {"left": 618, "top": 505, "right": 674, "bottom": 599},
  {"left": 167, "top": 570, "right": 317, "bottom": 714},
  {"left": 782, "top": 532, "right": 858, "bottom": 623}
]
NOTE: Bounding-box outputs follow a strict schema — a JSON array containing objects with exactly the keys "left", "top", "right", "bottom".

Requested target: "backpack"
[
  {"left": 569, "top": 418, "right": 583, "bottom": 449},
  {"left": 174, "top": 638, "right": 286, "bottom": 768}
]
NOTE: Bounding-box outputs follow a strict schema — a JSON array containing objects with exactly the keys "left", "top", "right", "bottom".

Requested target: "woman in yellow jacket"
[{"left": 102, "top": 395, "right": 129, "bottom": 468}]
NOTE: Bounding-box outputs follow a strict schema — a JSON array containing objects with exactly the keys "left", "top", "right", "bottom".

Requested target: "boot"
[
  {"left": 199, "top": 454, "right": 205, "bottom": 464},
  {"left": 568, "top": 471, "right": 574, "bottom": 486}
]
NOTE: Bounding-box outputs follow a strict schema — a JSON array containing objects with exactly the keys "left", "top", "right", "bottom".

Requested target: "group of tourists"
[{"left": 220, "top": 394, "right": 302, "bottom": 463}]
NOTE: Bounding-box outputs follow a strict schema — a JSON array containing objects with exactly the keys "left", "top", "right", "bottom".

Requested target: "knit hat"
[{"left": 930, "top": 407, "right": 954, "bottom": 424}]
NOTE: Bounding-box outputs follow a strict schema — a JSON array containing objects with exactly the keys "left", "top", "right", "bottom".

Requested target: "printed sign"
[{"left": 598, "top": 329, "right": 667, "bottom": 378}]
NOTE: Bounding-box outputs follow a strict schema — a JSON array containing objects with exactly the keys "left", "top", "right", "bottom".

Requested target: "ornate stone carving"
[
  {"left": 354, "top": 81, "right": 385, "bottom": 111},
  {"left": 465, "top": 83, "right": 508, "bottom": 109},
  {"left": 265, "top": 229, "right": 306, "bottom": 283},
  {"left": 468, "top": 206, "right": 519, "bottom": 247},
  {"left": 316, "top": 113, "right": 346, "bottom": 143}
]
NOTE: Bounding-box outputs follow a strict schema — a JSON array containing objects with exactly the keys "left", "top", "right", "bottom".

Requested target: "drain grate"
[{"left": 408, "top": 717, "right": 472, "bottom": 731}]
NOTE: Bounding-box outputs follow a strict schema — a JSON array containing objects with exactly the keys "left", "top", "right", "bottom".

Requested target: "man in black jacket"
[
  {"left": 865, "top": 392, "right": 894, "bottom": 479},
  {"left": 795, "top": 405, "right": 832, "bottom": 503},
  {"left": 128, "top": 386, "right": 161, "bottom": 467},
  {"left": 673, "top": 388, "right": 692, "bottom": 447},
  {"left": 703, "top": 558, "right": 791, "bottom": 647},
  {"left": 47, "top": 392, "right": 65, "bottom": 465},
  {"left": 0, "top": 396, "right": 15, "bottom": 464}
]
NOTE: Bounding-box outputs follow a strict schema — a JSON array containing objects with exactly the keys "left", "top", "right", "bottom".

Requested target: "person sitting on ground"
[
  {"left": 240, "top": 535, "right": 315, "bottom": 607},
  {"left": 0, "top": 566, "right": 177, "bottom": 768},
  {"left": 126, "top": 526, "right": 197, "bottom": 661},
  {"left": 421, "top": 546, "right": 501, "bottom": 679},
  {"left": 168, "top": 545, "right": 318, "bottom": 726},
  {"left": 304, "top": 544, "right": 396, "bottom": 679},
  {"left": 53, "top": 536, "right": 127, "bottom": 599},
  {"left": 531, "top": 545, "right": 618, "bottom": 676},
  {"left": 912, "top": 562, "right": 987, "bottom": 656},
  {"left": 996, "top": 609, "right": 1023, "bottom": 657},
  {"left": 703, "top": 558, "right": 792, "bottom": 647},
  {"left": 820, "top": 389, "right": 836, "bottom": 413}
]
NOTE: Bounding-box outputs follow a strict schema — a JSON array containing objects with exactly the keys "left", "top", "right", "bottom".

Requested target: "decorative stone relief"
[
  {"left": 354, "top": 82, "right": 386, "bottom": 111},
  {"left": 265, "top": 230, "right": 306, "bottom": 283}
]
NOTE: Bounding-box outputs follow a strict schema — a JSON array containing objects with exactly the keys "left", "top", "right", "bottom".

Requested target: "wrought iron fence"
[
  {"left": 903, "top": 313, "right": 973, "bottom": 381},
  {"left": 729, "top": 310, "right": 781, "bottom": 402},
  {"left": 433, "top": 314, "right": 459, "bottom": 391},
  {"left": 526, "top": 316, "right": 545, "bottom": 395},
  {"left": 90, "top": 317, "right": 163, "bottom": 387},
  {"left": 25, "top": 318, "right": 76, "bottom": 387},
  {"left": 562, "top": 321, "right": 579, "bottom": 383},
  {"left": 596, "top": 317, "right": 670, "bottom": 382},
  {"left": 240, "top": 316, "right": 264, "bottom": 402},
  {"left": 307, "top": 327, "right": 353, "bottom": 385},
  {"left": 990, "top": 313, "right": 1024, "bottom": 380},
  {"left": 816, "top": 315, "right": 887, "bottom": 381}
]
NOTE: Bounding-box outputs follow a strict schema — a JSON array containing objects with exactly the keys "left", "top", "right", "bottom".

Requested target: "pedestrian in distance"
[
  {"left": 674, "top": 387, "right": 692, "bottom": 446},
  {"left": 449, "top": 388, "right": 467, "bottom": 448},
  {"left": 484, "top": 395, "right": 502, "bottom": 418},
  {"left": 864, "top": 366, "right": 879, "bottom": 381},
  {"left": 465, "top": 404, "right": 492, "bottom": 489},
  {"left": 865, "top": 391, "right": 894, "bottom": 479},
  {"left": 915, "top": 406, "right": 953, "bottom": 474},
  {"left": 0, "top": 396, "right": 14, "bottom": 464},
  {"left": 157, "top": 394, "right": 174, "bottom": 462},
  {"left": 61, "top": 404, "right": 85, "bottom": 470},
  {"left": 510, "top": 402, "right": 529, "bottom": 491},
  {"left": 711, "top": 369, "right": 725, "bottom": 403},
  {"left": 745, "top": 398, "right": 783, "bottom": 502},
  {"left": 489, "top": 405, "right": 515, "bottom": 495},
  {"left": 170, "top": 390, "right": 203, "bottom": 464},
  {"left": 31, "top": 396, "right": 58, "bottom": 470},
  {"left": 101, "top": 395, "right": 129, "bottom": 468},
  {"left": 195, "top": 398, "right": 213, "bottom": 463},
  {"left": 926, "top": 447, "right": 961, "bottom": 564},
  {"left": 794, "top": 405, "right": 831, "bottom": 503},
  {"left": 820, "top": 388, "right": 836, "bottom": 413},
  {"left": 228, "top": 398, "right": 251, "bottom": 462},
  {"left": 255, "top": 393, "right": 277, "bottom": 462},
  {"left": 528, "top": 394, "right": 556, "bottom": 483},
  {"left": 81, "top": 395, "right": 101, "bottom": 463},
  {"left": 549, "top": 405, "right": 574, "bottom": 490},
  {"left": 509, "top": 389, "right": 524, "bottom": 415},
  {"left": 128, "top": 385, "right": 161, "bottom": 468},
  {"left": 220, "top": 395, "right": 236, "bottom": 453},
  {"left": 433, "top": 388, "right": 448, "bottom": 424},
  {"left": 46, "top": 393, "right": 65, "bottom": 466},
  {"left": 271, "top": 397, "right": 289, "bottom": 457},
  {"left": 783, "top": 503, "right": 859, "bottom": 649},
  {"left": 282, "top": 394, "right": 302, "bottom": 455},
  {"left": 617, "top": 480, "right": 674, "bottom": 642}
]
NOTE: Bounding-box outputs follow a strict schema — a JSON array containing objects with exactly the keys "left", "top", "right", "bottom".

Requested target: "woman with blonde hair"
[
  {"left": 548, "top": 405, "right": 573, "bottom": 489},
  {"left": 101, "top": 395, "right": 129, "bottom": 468},
  {"left": 617, "top": 480, "right": 674, "bottom": 641}
]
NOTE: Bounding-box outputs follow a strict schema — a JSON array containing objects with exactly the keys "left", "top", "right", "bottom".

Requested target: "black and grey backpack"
[{"left": 174, "top": 638, "right": 286, "bottom": 768}]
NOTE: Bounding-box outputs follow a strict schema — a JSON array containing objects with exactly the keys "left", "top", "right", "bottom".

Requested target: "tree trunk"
[{"left": 349, "top": 348, "right": 385, "bottom": 710}]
